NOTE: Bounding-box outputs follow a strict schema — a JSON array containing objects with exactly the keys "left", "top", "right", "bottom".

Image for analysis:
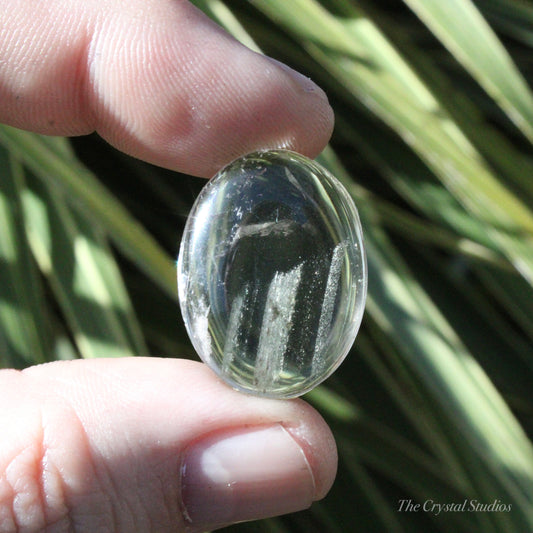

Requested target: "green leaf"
[
  {"left": 481, "top": 0, "right": 533, "bottom": 48},
  {"left": 404, "top": 0, "right": 533, "bottom": 142},
  {"left": 363, "top": 222, "right": 533, "bottom": 530},
  {"left": 0, "top": 126, "right": 177, "bottom": 300},
  {"left": 251, "top": 0, "right": 533, "bottom": 286},
  {"left": 0, "top": 146, "right": 52, "bottom": 367},
  {"left": 20, "top": 171, "right": 147, "bottom": 359}
]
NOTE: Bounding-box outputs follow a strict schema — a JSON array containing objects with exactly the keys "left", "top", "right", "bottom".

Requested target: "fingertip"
[
  {"left": 182, "top": 52, "right": 335, "bottom": 177},
  {"left": 263, "top": 57, "right": 335, "bottom": 159},
  {"left": 283, "top": 398, "right": 338, "bottom": 501},
  {"left": 85, "top": 0, "right": 335, "bottom": 176},
  {"left": 93, "top": 35, "right": 334, "bottom": 176},
  {"left": 0, "top": 0, "right": 333, "bottom": 175},
  {"left": 16, "top": 358, "right": 338, "bottom": 530},
  {"left": 179, "top": 415, "right": 337, "bottom": 532}
]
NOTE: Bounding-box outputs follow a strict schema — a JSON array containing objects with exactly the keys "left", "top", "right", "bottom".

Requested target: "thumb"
[{"left": 1, "top": 357, "right": 337, "bottom": 532}]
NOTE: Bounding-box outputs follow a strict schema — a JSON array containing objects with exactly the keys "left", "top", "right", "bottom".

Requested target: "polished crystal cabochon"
[{"left": 177, "top": 150, "right": 367, "bottom": 398}]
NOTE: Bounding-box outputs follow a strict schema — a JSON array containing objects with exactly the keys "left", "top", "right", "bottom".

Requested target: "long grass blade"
[
  {"left": 251, "top": 0, "right": 533, "bottom": 285},
  {"left": 0, "top": 146, "right": 52, "bottom": 367},
  {"left": 20, "top": 170, "right": 147, "bottom": 359},
  {"left": 364, "top": 221, "right": 533, "bottom": 529},
  {"left": 0, "top": 126, "right": 177, "bottom": 299},
  {"left": 404, "top": 0, "right": 533, "bottom": 142},
  {"left": 482, "top": 0, "right": 533, "bottom": 47}
]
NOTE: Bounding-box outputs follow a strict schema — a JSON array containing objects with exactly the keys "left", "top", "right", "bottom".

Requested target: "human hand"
[
  {"left": 0, "top": 0, "right": 332, "bottom": 178},
  {"left": 1, "top": 358, "right": 336, "bottom": 532},
  {"left": 0, "top": 0, "right": 336, "bottom": 531}
]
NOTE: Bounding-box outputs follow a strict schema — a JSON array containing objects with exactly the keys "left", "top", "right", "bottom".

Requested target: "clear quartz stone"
[{"left": 177, "top": 150, "right": 367, "bottom": 398}]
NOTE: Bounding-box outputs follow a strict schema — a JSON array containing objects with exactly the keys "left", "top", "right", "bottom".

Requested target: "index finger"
[{"left": 0, "top": 0, "right": 334, "bottom": 176}]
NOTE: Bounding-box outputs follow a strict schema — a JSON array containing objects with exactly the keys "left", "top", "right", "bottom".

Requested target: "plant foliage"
[{"left": 1, "top": 0, "right": 533, "bottom": 531}]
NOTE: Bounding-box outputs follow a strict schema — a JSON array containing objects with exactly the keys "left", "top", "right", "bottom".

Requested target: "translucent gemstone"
[{"left": 177, "top": 150, "right": 367, "bottom": 398}]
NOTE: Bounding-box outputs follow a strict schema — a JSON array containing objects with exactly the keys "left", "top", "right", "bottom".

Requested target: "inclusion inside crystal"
[{"left": 178, "top": 150, "right": 367, "bottom": 398}]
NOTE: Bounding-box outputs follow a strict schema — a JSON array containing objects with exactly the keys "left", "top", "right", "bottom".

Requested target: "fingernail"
[
  {"left": 180, "top": 424, "right": 316, "bottom": 530},
  {"left": 267, "top": 56, "right": 320, "bottom": 94}
]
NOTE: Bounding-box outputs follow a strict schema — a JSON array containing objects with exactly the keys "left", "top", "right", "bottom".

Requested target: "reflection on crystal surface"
[{"left": 178, "top": 150, "right": 367, "bottom": 398}]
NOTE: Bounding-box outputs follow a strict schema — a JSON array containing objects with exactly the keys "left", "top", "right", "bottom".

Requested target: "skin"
[
  {"left": 0, "top": 0, "right": 333, "bottom": 177},
  {"left": 0, "top": 0, "right": 336, "bottom": 531}
]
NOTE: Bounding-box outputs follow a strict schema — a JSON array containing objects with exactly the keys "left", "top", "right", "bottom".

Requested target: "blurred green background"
[{"left": 1, "top": 0, "right": 533, "bottom": 531}]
